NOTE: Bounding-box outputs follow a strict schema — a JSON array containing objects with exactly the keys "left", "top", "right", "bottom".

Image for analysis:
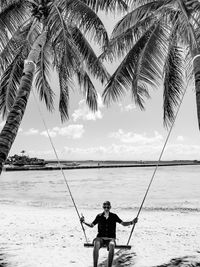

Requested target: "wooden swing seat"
[{"left": 84, "top": 243, "right": 131, "bottom": 250}]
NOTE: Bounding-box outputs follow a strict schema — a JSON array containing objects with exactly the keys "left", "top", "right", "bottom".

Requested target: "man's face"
[{"left": 103, "top": 204, "right": 111, "bottom": 211}]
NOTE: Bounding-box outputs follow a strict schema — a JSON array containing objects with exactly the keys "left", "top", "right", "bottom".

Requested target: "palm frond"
[
  {"left": 51, "top": 11, "right": 75, "bottom": 122},
  {"left": 175, "top": 1, "right": 197, "bottom": 49},
  {"left": 129, "top": 22, "right": 169, "bottom": 109},
  {"left": 137, "top": 22, "right": 168, "bottom": 89},
  {"left": 81, "top": 0, "right": 128, "bottom": 13},
  {"left": 184, "top": 50, "right": 194, "bottom": 86},
  {"left": 102, "top": 14, "right": 155, "bottom": 61},
  {"left": 77, "top": 70, "right": 98, "bottom": 111},
  {"left": 26, "top": 18, "right": 42, "bottom": 45},
  {"left": 103, "top": 22, "right": 164, "bottom": 105},
  {"left": 0, "top": 38, "right": 22, "bottom": 72},
  {"left": 0, "top": 27, "right": 9, "bottom": 51},
  {"left": 0, "top": 0, "right": 30, "bottom": 36},
  {"left": 0, "top": 52, "right": 24, "bottom": 118},
  {"left": 131, "top": 82, "right": 150, "bottom": 109},
  {"left": 112, "top": 0, "right": 166, "bottom": 38},
  {"left": 0, "top": 20, "right": 39, "bottom": 72},
  {"left": 185, "top": 0, "right": 200, "bottom": 12},
  {"left": 189, "top": 1, "right": 200, "bottom": 29},
  {"left": 35, "top": 42, "right": 54, "bottom": 112},
  {"left": 58, "top": 66, "right": 71, "bottom": 122},
  {"left": 57, "top": 0, "right": 109, "bottom": 46},
  {"left": 71, "top": 26, "right": 109, "bottom": 84},
  {"left": 163, "top": 44, "right": 184, "bottom": 128},
  {"left": 49, "top": 3, "right": 82, "bottom": 72},
  {"left": 178, "top": 19, "right": 197, "bottom": 50}
]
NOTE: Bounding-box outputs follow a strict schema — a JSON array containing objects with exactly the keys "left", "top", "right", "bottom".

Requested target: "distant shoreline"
[{"left": 3, "top": 160, "right": 200, "bottom": 171}]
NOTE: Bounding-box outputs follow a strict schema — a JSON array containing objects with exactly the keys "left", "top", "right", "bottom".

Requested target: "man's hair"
[{"left": 103, "top": 201, "right": 111, "bottom": 206}]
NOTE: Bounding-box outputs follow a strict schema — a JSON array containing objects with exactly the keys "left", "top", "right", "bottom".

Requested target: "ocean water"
[{"left": 0, "top": 164, "right": 200, "bottom": 212}]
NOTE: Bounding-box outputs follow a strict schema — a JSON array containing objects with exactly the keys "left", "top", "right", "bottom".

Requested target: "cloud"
[
  {"left": 28, "top": 150, "right": 55, "bottom": 158},
  {"left": 118, "top": 103, "right": 136, "bottom": 112},
  {"left": 64, "top": 145, "right": 107, "bottom": 155},
  {"left": 72, "top": 94, "right": 104, "bottom": 122},
  {"left": 40, "top": 130, "right": 57, "bottom": 138},
  {"left": 109, "top": 129, "right": 163, "bottom": 145},
  {"left": 164, "top": 143, "right": 200, "bottom": 160},
  {"left": 23, "top": 128, "right": 39, "bottom": 135},
  {"left": 177, "top": 135, "right": 184, "bottom": 142},
  {"left": 41, "top": 124, "right": 85, "bottom": 139},
  {"left": 27, "top": 141, "right": 200, "bottom": 161},
  {"left": 63, "top": 144, "right": 157, "bottom": 158},
  {"left": 124, "top": 104, "right": 135, "bottom": 111},
  {"left": 62, "top": 142, "right": 200, "bottom": 161}
]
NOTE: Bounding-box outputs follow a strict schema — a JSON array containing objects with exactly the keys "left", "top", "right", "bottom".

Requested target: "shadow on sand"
[
  {"left": 0, "top": 254, "right": 7, "bottom": 267},
  {"left": 155, "top": 255, "right": 200, "bottom": 267},
  {"left": 98, "top": 253, "right": 200, "bottom": 267},
  {"left": 98, "top": 250, "right": 136, "bottom": 267}
]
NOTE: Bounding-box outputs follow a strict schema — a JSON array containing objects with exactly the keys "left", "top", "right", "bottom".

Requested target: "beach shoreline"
[{"left": 0, "top": 204, "right": 200, "bottom": 267}]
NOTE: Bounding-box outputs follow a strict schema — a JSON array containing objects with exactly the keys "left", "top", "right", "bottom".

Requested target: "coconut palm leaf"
[
  {"left": 49, "top": 4, "right": 81, "bottom": 71},
  {"left": 163, "top": 44, "right": 184, "bottom": 127},
  {"left": 0, "top": 52, "right": 24, "bottom": 118},
  {"left": 35, "top": 42, "right": 54, "bottom": 112},
  {"left": 112, "top": 0, "right": 168, "bottom": 38},
  {"left": 0, "top": 27, "right": 9, "bottom": 51},
  {"left": 0, "top": 36, "right": 21, "bottom": 71},
  {"left": 70, "top": 26, "right": 109, "bottom": 83},
  {"left": 81, "top": 0, "right": 128, "bottom": 13},
  {"left": 189, "top": 2, "right": 200, "bottom": 28},
  {"left": 131, "top": 83, "right": 150, "bottom": 110},
  {"left": 0, "top": 20, "right": 39, "bottom": 72},
  {"left": 0, "top": 24, "right": 31, "bottom": 117},
  {"left": 137, "top": 22, "right": 168, "bottom": 86},
  {"left": 77, "top": 70, "right": 98, "bottom": 112},
  {"left": 131, "top": 22, "right": 169, "bottom": 109},
  {"left": 175, "top": 4, "right": 197, "bottom": 49},
  {"left": 103, "top": 14, "right": 156, "bottom": 61},
  {"left": 57, "top": 0, "right": 109, "bottom": 46},
  {"left": 77, "top": 69, "right": 98, "bottom": 112},
  {"left": 103, "top": 22, "right": 165, "bottom": 105},
  {"left": 26, "top": 17, "right": 42, "bottom": 45},
  {"left": 0, "top": 0, "right": 30, "bottom": 36},
  {"left": 185, "top": 52, "right": 194, "bottom": 84},
  {"left": 49, "top": 6, "right": 76, "bottom": 121},
  {"left": 58, "top": 65, "right": 71, "bottom": 122}
]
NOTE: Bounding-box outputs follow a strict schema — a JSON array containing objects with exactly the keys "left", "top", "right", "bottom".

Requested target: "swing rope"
[
  {"left": 126, "top": 84, "right": 188, "bottom": 246},
  {"left": 32, "top": 90, "right": 89, "bottom": 243}
]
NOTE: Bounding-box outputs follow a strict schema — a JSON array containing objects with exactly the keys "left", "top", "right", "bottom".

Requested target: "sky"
[{"left": 0, "top": 12, "right": 200, "bottom": 161}]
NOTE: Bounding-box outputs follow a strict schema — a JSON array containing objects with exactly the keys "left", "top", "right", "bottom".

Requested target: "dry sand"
[{"left": 0, "top": 204, "right": 200, "bottom": 267}]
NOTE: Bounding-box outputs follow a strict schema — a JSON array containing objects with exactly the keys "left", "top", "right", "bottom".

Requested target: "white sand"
[{"left": 0, "top": 204, "right": 200, "bottom": 267}]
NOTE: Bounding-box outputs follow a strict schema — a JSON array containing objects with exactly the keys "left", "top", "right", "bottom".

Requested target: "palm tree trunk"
[
  {"left": 193, "top": 53, "right": 200, "bottom": 130},
  {"left": 0, "top": 31, "right": 47, "bottom": 174}
]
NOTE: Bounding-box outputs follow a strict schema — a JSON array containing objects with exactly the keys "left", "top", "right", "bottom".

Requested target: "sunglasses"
[{"left": 103, "top": 206, "right": 111, "bottom": 209}]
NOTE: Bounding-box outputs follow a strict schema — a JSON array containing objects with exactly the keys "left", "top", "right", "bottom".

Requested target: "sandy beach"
[{"left": 0, "top": 204, "right": 199, "bottom": 267}]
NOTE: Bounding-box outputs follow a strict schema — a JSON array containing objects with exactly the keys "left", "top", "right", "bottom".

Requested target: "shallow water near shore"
[
  {"left": 0, "top": 165, "right": 200, "bottom": 266},
  {"left": 1, "top": 165, "right": 200, "bottom": 210}
]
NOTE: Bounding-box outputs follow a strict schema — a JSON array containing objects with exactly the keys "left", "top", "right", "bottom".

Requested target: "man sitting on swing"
[{"left": 80, "top": 200, "right": 138, "bottom": 267}]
